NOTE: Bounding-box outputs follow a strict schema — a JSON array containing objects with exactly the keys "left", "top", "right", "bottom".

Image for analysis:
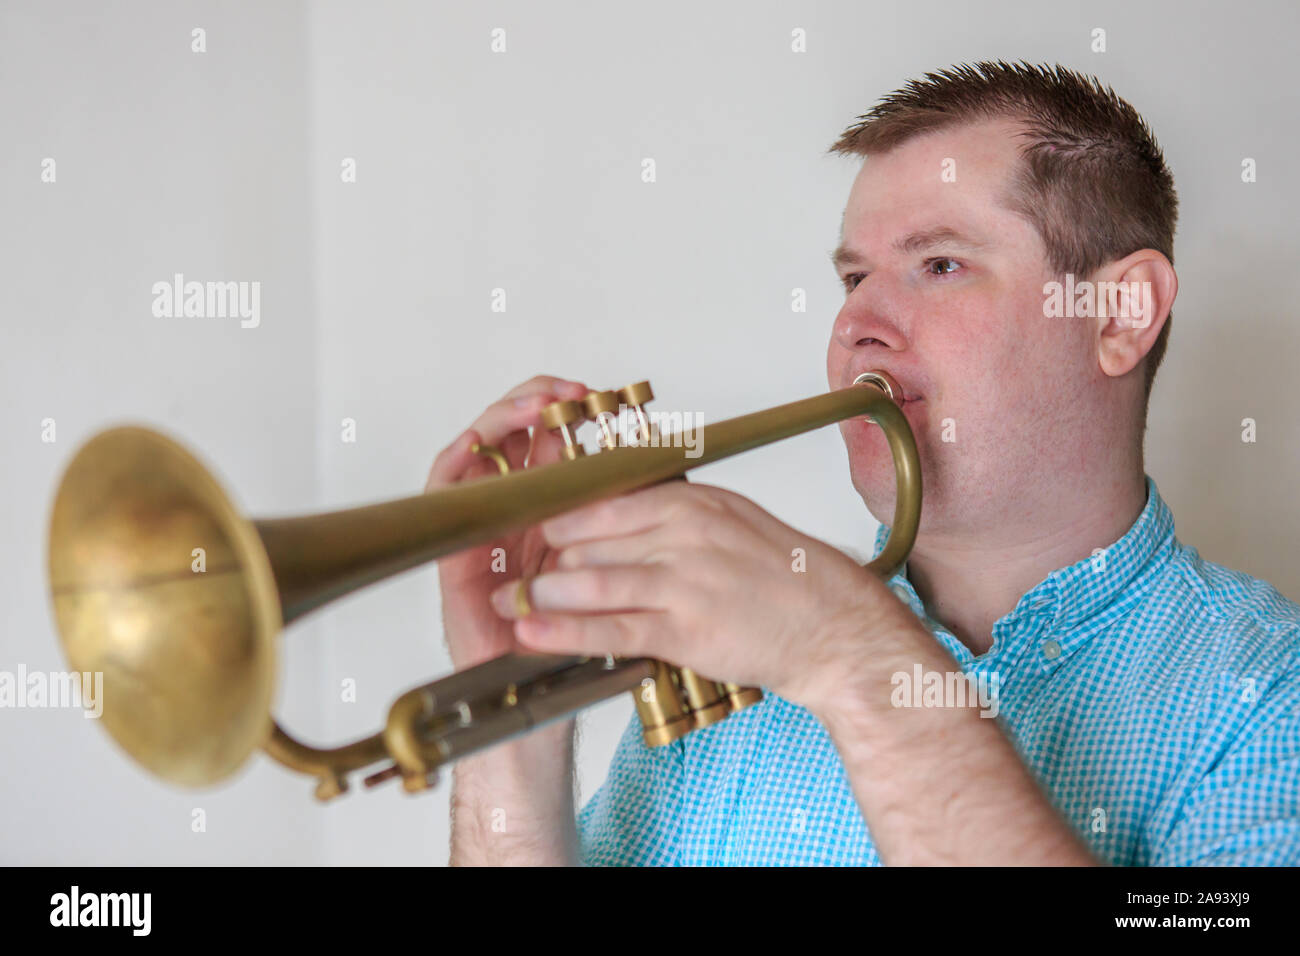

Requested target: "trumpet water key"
[{"left": 47, "top": 372, "right": 921, "bottom": 802}]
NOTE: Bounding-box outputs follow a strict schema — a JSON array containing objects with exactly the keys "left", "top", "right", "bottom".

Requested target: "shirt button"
[
  {"left": 1042, "top": 639, "right": 1062, "bottom": 661},
  {"left": 890, "top": 582, "right": 911, "bottom": 601}
]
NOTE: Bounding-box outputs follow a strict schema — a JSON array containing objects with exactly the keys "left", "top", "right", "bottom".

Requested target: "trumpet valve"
[
  {"left": 721, "top": 681, "right": 763, "bottom": 712},
  {"left": 582, "top": 389, "right": 621, "bottom": 450},
  {"left": 677, "top": 668, "right": 733, "bottom": 730},
  {"left": 539, "top": 399, "right": 587, "bottom": 460},
  {"left": 616, "top": 381, "right": 654, "bottom": 445},
  {"left": 633, "top": 661, "right": 694, "bottom": 748}
]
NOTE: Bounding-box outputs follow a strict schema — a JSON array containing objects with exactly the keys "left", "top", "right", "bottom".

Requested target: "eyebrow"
[{"left": 830, "top": 227, "right": 987, "bottom": 271}]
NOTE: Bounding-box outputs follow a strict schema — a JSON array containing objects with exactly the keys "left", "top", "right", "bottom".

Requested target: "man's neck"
[{"left": 903, "top": 472, "right": 1149, "bottom": 657}]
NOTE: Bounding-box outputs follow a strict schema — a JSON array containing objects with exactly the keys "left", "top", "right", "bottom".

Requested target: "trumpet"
[{"left": 47, "top": 371, "right": 921, "bottom": 801}]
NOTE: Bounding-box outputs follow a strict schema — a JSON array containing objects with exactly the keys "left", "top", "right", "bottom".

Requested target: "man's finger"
[
  {"left": 424, "top": 377, "right": 588, "bottom": 489},
  {"left": 490, "top": 565, "right": 670, "bottom": 618},
  {"left": 514, "top": 609, "right": 669, "bottom": 659},
  {"left": 554, "top": 527, "right": 677, "bottom": 569},
  {"left": 540, "top": 481, "right": 718, "bottom": 547}
]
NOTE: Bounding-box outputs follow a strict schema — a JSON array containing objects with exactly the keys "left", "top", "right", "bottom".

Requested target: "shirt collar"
[{"left": 871, "top": 474, "right": 1176, "bottom": 657}]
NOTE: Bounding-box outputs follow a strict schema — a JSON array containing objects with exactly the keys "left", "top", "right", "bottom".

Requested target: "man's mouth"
[{"left": 851, "top": 375, "right": 922, "bottom": 406}]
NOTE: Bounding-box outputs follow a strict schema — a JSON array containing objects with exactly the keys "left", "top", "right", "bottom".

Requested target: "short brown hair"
[{"left": 829, "top": 61, "right": 1178, "bottom": 408}]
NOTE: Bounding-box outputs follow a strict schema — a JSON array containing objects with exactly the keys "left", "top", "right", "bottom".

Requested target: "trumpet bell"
[{"left": 47, "top": 426, "right": 282, "bottom": 786}]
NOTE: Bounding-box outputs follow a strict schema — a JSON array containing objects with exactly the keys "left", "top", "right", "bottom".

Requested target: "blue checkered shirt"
[{"left": 576, "top": 476, "right": 1300, "bottom": 865}]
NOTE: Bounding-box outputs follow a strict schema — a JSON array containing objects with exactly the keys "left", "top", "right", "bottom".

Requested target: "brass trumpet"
[{"left": 47, "top": 371, "right": 921, "bottom": 801}]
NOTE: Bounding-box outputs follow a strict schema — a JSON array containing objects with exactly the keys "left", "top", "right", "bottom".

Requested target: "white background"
[{"left": 2, "top": 0, "right": 1297, "bottom": 864}]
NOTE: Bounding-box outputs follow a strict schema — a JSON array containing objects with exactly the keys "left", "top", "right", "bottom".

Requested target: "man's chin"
[{"left": 850, "top": 470, "right": 898, "bottom": 523}]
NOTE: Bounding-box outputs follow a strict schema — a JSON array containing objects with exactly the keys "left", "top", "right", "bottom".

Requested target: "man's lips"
[{"left": 847, "top": 375, "right": 922, "bottom": 405}]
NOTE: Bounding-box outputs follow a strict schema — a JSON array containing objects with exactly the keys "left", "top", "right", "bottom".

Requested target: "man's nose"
[{"left": 833, "top": 283, "right": 908, "bottom": 352}]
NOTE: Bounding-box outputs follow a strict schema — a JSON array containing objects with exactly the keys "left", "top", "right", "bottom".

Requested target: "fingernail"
[{"left": 489, "top": 584, "right": 512, "bottom": 616}]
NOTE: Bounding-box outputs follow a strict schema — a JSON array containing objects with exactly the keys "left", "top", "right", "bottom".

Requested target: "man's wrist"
[
  {"left": 804, "top": 606, "right": 950, "bottom": 740},
  {"left": 449, "top": 719, "right": 579, "bottom": 865}
]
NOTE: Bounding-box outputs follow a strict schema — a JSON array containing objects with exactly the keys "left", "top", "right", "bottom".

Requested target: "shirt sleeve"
[
  {"left": 1152, "top": 651, "right": 1300, "bottom": 866},
  {"left": 577, "top": 710, "right": 688, "bottom": 866}
]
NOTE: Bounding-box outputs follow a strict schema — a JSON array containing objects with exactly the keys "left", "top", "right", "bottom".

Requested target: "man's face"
[{"left": 827, "top": 118, "right": 1100, "bottom": 535}]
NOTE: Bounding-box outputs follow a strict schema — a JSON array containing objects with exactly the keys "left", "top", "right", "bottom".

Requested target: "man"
[{"left": 432, "top": 62, "right": 1300, "bottom": 865}]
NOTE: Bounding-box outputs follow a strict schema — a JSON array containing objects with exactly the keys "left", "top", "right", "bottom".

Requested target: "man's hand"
[
  {"left": 428, "top": 374, "right": 590, "bottom": 670},
  {"left": 427, "top": 373, "right": 591, "bottom": 867},
  {"left": 487, "top": 479, "right": 914, "bottom": 713},
  {"left": 487, "top": 479, "right": 1098, "bottom": 865}
]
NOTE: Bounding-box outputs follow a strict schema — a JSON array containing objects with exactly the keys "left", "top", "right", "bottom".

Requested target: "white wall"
[
  {"left": 0, "top": 2, "right": 322, "bottom": 862},
  {"left": 3, "top": 0, "right": 1297, "bottom": 864}
]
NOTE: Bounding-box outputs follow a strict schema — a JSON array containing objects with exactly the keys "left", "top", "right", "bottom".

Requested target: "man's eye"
[
  {"left": 842, "top": 273, "right": 866, "bottom": 292},
  {"left": 926, "top": 257, "right": 961, "bottom": 276}
]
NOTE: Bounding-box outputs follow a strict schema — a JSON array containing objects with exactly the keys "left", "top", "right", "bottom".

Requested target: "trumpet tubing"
[{"left": 47, "top": 372, "right": 921, "bottom": 801}]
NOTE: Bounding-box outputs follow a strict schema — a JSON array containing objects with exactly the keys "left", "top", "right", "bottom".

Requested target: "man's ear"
[{"left": 1094, "top": 249, "right": 1178, "bottom": 379}]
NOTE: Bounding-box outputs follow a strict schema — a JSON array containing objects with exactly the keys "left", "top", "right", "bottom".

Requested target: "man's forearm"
[
  {"left": 449, "top": 720, "right": 579, "bottom": 866},
  {"left": 818, "top": 621, "right": 1097, "bottom": 866}
]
